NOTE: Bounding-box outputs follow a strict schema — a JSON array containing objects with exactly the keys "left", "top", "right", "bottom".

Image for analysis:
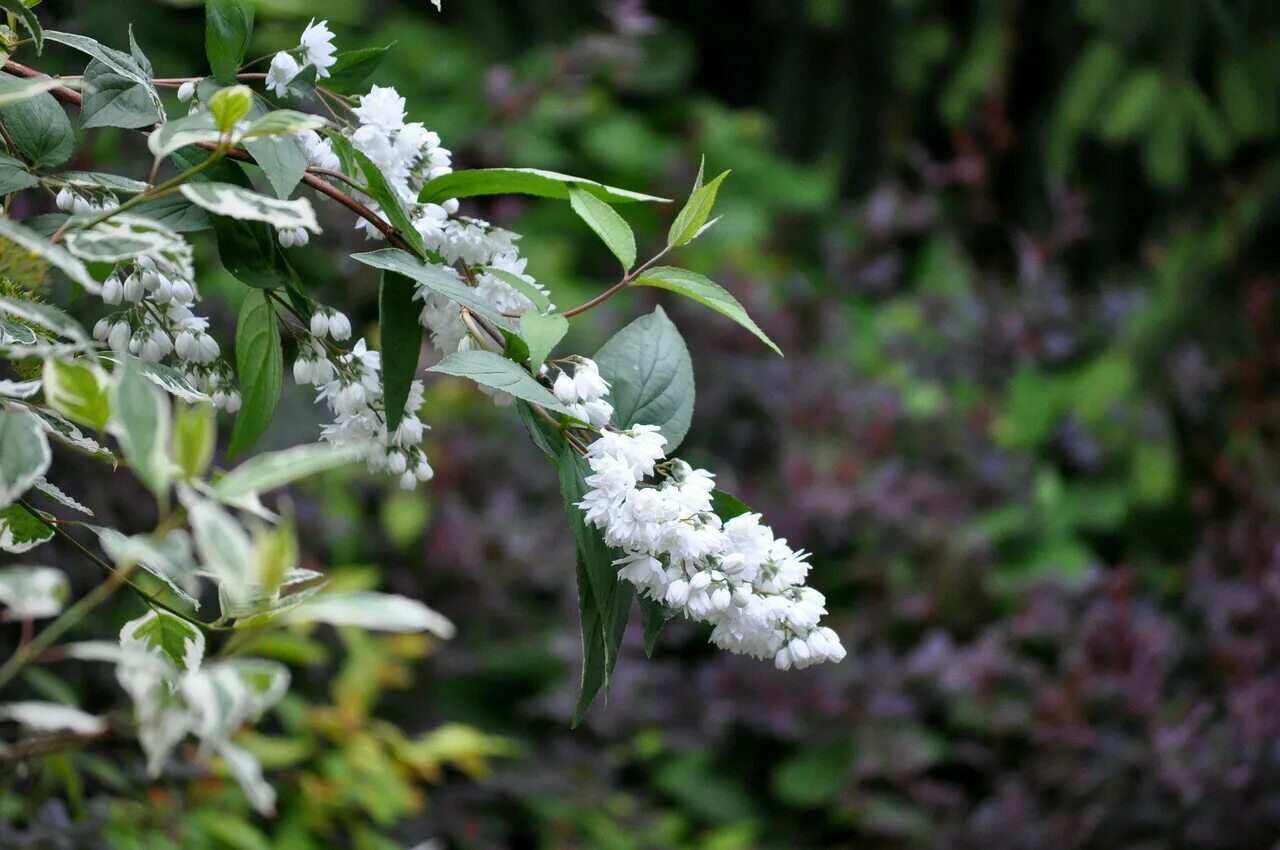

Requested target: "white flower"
[
  {"left": 265, "top": 51, "right": 301, "bottom": 97},
  {"left": 310, "top": 310, "right": 330, "bottom": 339},
  {"left": 327, "top": 311, "right": 352, "bottom": 341},
  {"left": 571, "top": 357, "right": 609, "bottom": 401},
  {"left": 300, "top": 19, "right": 337, "bottom": 77},
  {"left": 177, "top": 80, "right": 197, "bottom": 102},
  {"left": 354, "top": 85, "right": 407, "bottom": 132},
  {"left": 299, "top": 130, "right": 340, "bottom": 171}
]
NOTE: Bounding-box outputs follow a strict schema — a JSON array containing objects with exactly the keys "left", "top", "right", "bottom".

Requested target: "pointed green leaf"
[
  {"left": 379, "top": 271, "right": 423, "bottom": 433},
  {"left": 668, "top": 170, "right": 730, "bottom": 247},
  {"left": 593, "top": 306, "right": 694, "bottom": 450},
  {"left": 569, "top": 188, "right": 636, "bottom": 270},
  {"left": 109, "top": 356, "right": 171, "bottom": 496},
  {"left": 227, "top": 291, "right": 282, "bottom": 457},
  {"left": 205, "top": 0, "right": 254, "bottom": 85},
  {"left": 429, "top": 349, "right": 575, "bottom": 415},
  {"left": 350, "top": 248, "right": 504, "bottom": 325},
  {"left": 633, "top": 266, "right": 781, "bottom": 355},
  {"left": 419, "top": 167, "right": 670, "bottom": 206},
  {"left": 519, "top": 311, "right": 568, "bottom": 371}
]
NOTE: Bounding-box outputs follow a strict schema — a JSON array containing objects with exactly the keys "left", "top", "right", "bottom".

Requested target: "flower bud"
[{"left": 310, "top": 309, "right": 330, "bottom": 338}]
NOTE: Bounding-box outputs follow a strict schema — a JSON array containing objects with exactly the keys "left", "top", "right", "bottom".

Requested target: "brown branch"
[{"left": 2, "top": 59, "right": 419, "bottom": 256}]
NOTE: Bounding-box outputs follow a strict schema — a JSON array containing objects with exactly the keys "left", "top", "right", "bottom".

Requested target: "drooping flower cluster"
[
  {"left": 89, "top": 242, "right": 239, "bottom": 411},
  {"left": 291, "top": 312, "right": 433, "bottom": 489},
  {"left": 552, "top": 356, "right": 614, "bottom": 428},
  {"left": 578, "top": 425, "right": 845, "bottom": 670}
]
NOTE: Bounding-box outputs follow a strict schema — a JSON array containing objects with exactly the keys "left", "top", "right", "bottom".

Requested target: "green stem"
[{"left": 0, "top": 553, "right": 136, "bottom": 691}]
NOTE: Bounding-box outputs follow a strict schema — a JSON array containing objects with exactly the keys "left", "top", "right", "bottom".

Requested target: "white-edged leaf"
[
  {"left": 109, "top": 357, "right": 171, "bottom": 496},
  {"left": 187, "top": 497, "right": 253, "bottom": 607},
  {"left": 0, "top": 295, "right": 87, "bottom": 342},
  {"left": 0, "top": 407, "right": 51, "bottom": 508},
  {"left": 429, "top": 349, "right": 574, "bottom": 415},
  {"left": 33, "top": 479, "right": 92, "bottom": 515},
  {"left": 148, "top": 111, "right": 221, "bottom": 159},
  {"left": 93, "top": 526, "right": 201, "bottom": 607},
  {"left": 285, "top": 590, "right": 455, "bottom": 637},
  {"left": 216, "top": 740, "right": 276, "bottom": 816},
  {"left": 569, "top": 188, "right": 636, "bottom": 270},
  {"left": 101, "top": 354, "right": 209, "bottom": 404},
  {"left": 29, "top": 407, "right": 114, "bottom": 460},
  {"left": 0, "top": 503, "right": 54, "bottom": 553},
  {"left": 58, "top": 171, "right": 150, "bottom": 195},
  {"left": 0, "top": 77, "right": 72, "bottom": 109},
  {"left": 66, "top": 215, "right": 193, "bottom": 280},
  {"left": 0, "top": 219, "right": 102, "bottom": 294},
  {"left": 209, "top": 443, "right": 362, "bottom": 501},
  {"left": 419, "top": 167, "right": 670, "bottom": 205},
  {"left": 350, "top": 249, "right": 505, "bottom": 325},
  {"left": 0, "top": 379, "right": 41, "bottom": 399},
  {"left": 0, "top": 702, "right": 107, "bottom": 735},
  {"left": 43, "top": 358, "right": 112, "bottom": 431},
  {"left": 240, "top": 110, "right": 328, "bottom": 140},
  {"left": 0, "top": 566, "right": 67, "bottom": 618},
  {"left": 121, "top": 609, "right": 204, "bottom": 673},
  {"left": 179, "top": 182, "right": 320, "bottom": 233}
]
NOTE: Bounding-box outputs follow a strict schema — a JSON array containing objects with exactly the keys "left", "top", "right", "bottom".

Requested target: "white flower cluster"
[
  {"left": 552, "top": 356, "right": 613, "bottom": 427},
  {"left": 54, "top": 185, "right": 119, "bottom": 217},
  {"left": 291, "top": 316, "right": 433, "bottom": 489},
  {"left": 90, "top": 254, "right": 240, "bottom": 411},
  {"left": 264, "top": 19, "right": 337, "bottom": 97},
  {"left": 578, "top": 426, "right": 845, "bottom": 670}
]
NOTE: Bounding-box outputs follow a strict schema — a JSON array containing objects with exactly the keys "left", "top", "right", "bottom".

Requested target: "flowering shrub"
[{"left": 0, "top": 0, "right": 840, "bottom": 816}]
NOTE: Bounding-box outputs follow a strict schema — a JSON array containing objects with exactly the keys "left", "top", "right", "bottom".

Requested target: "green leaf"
[
  {"left": 379, "top": 271, "right": 422, "bottom": 433},
  {"left": 0, "top": 0, "right": 43, "bottom": 53},
  {"left": 633, "top": 266, "right": 781, "bottom": 355},
  {"left": 205, "top": 0, "right": 254, "bottom": 85},
  {"left": 212, "top": 215, "right": 291, "bottom": 289},
  {"left": 569, "top": 188, "right": 636, "bottom": 270},
  {"left": 209, "top": 85, "right": 253, "bottom": 132},
  {"left": 134, "top": 193, "right": 212, "bottom": 233},
  {"left": 323, "top": 45, "right": 392, "bottom": 94},
  {"left": 350, "top": 248, "right": 505, "bottom": 325},
  {"left": 557, "top": 444, "right": 632, "bottom": 725},
  {"left": 771, "top": 739, "right": 854, "bottom": 807},
  {"left": 0, "top": 153, "right": 36, "bottom": 195},
  {"left": 64, "top": 214, "right": 189, "bottom": 267},
  {"left": 179, "top": 182, "right": 319, "bottom": 232},
  {"left": 0, "top": 408, "right": 51, "bottom": 509},
  {"left": 593, "top": 306, "right": 695, "bottom": 450},
  {"left": 172, "top": 403, "right": 215, "bottom": 480},
  {"left": 639, "top": 597, "right": 672, "bottom": 658},
  {"left": 0, "top": 86, "right": 73, "bottom": 169},
  {"left": 80, "top": 60, "right": 162, "bottom": 130},
  {"left": 283, "top": 591, "right": 455, "bottom": 637},
  {"left": 1099, "top": 68, "right": 1163, "bottom": 143},
  {"left": 109, "top": 357, "right": 171, "bottom": 496},
  {"left": 149, "top": 112, "right": 221, "bottom": 159},
  {"left": 428, "top": 350, "right": 574, "bottom": 414},
  {"left": 42, "top": 359, "right": 112, "bottom": 432},
  {"left": 483, "top": 266, "right": 550, "bottom": 313},
  {"left": 709, "top": 489, "right": 753, "bottom": 521},
  {"left": 43, "top": 31, "right": 156, "bottom": 93},
  {"left": 227, "top": 291, "right": 282, "bottom": 458},
  {"left": 350, "top": 148, "right": 424, "bottom": 253},
  {"left": 210, "top": 443, "right": 363, "bottom": 501},
  {"left": 420, "top": 167, "right": 670, "bottom": 205},
  {"left": 59, "top": 172, "right": 149, "bottom": 194},
  {"left": 668, "top": 170, "right": 730, "bottom": 247},
  {"left": 515, "top": 400, "right": 566, "bottom": 461},
  {"left": 241, "top": 99, "right": 309, "bottom": 200},
  {"left": 101, "top": 353, "right": 209, "bottom": 403},
  {"left": 519, "top": 311, "right": 568, "bottom": 371}
]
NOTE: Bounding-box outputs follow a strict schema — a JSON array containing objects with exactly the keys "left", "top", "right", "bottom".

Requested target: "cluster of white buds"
[
  {"left": 277, "top": 227, "right": 310, "bottom": 248},
  {"left": 55, "top": 186, "right": 119, "bottom": 216},
  {"left": 552, "top": 357, "right": 613, "bottom": 427},
  {"left": 89, "top": 253, "right": 239, "bottom": 411},
  {"left": 308, "top": 306, "right": 352, "bottom": 341},
  {"left": 577, "top": 424, "right": 845, "bottom": 670},
  {"left": 291, "top": 311, "right": 432, "bottom": 489}
]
